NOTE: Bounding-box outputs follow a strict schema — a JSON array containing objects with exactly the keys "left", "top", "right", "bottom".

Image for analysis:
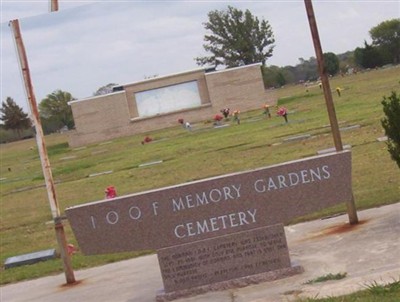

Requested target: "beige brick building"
[{"left": 68, "top": 63, "right": 274, "bottom": 147}]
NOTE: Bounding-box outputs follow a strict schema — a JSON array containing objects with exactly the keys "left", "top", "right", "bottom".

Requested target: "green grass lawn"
[
  {"left": 296, "top": 279, "right": 400, "bottom": 302},
  {"left": 1, "top": 66, "right": 399, "bottom": 286}
]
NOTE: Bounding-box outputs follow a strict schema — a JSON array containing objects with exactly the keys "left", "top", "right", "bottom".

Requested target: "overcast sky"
[{"left": 1, "top": 0, "right": 399, "bottom": 113}]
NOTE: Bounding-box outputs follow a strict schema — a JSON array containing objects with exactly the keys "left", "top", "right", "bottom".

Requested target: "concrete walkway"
[{"left": 2, "top": 203, "right": 399, "bottom": 302}]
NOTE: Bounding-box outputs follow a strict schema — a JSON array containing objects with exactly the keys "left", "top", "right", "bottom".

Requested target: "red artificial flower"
[
  {"left": 214, "top": 114, "right": 223, "bottom": 121},
  {"left": 277, "top": 107, "right": 287, "bottom": 116},
  {"left": 105, "top": 186, "right": 117, "bottom": 199},
  {"left": 143, "top": 136, "right": 153, "bottom": 143}
]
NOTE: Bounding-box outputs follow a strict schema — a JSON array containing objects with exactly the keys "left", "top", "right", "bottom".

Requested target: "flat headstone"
[
  {"left": 322, "top": 121, "right": 346, "bottom": 128},
  {"left": 157, "top": 224, "right": 291, "bottom": 293},
  {"left": 73, "top": 146, "right": 87, "bottom": 151},
  {"left": 283, "top": 134, "right": 311, "bottom": 142},
  {"left": 11, "top": 184, "right": 46, "bottom": 193},
  {"left": 246, "top": 117, "right": 263, "bottom": 123},
  {"left": 377, "top": 136, "right": 388, "bottom": 142},
  {"left": 4, "top": 249, "right": 57, "bottom": 269},
  {"left": 88, "top": 170, "right": 113, "bottom": 177},
  {"left": 91, "top": 149, "right": 108, "bottom": 155},
  {"left": 152, "top": 138, "right": 169, "bottom": 144},
  {"left": 317, "top": 144, "right": 351, "bottom": 155},
  {"left": 214, "top": 124, "right": 230, "bottom": 129},
  {"left": 99, "top": 141, "right": 113, "bottom": 145},
  {"left": 139, "top": 160, "right": 163, "bottom": 167},
  {"left": 60, "top": 156, "right": 77, "bottom": 161},
  {"left": 339, "top": 125, "right": 360, "bottom": 132}
]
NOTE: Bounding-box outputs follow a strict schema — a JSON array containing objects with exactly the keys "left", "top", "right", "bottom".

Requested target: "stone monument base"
[{"left": 155, "top": 262, "right": 304, "bottom": 302}]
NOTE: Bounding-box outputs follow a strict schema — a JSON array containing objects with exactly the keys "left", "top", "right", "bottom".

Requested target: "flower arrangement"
[
  {"left": 105, "top": 186, "right": 117, "bottom": 199},
  {"left": 263, "top": 104, "right": 271, "bottom": 118},
  {"left": 178, "top": 118, "right": 191, "bottom": 130},
  {"left": 336, "top": 87, "right": 342, "bottom": 97},
  {"left": 232, "top": 109, "right": 241, "bottom": 124},
  {"left": 67, "top": 244, "right": 78, "bottom": 256},
  {"left": 213, "top": 114, "right": 223, "bottom": 126},
  {"left": 220, "top": 108, "right": 230, "bottom": 119},
  {"left": 276, "top": 106, "right": 288, "bottom": 123},
  {"left": 214, "top": 114, "right": 223, "bottom": 122},
  {"left": 141, "top": 136, "right": 153, "bottom": 144}
]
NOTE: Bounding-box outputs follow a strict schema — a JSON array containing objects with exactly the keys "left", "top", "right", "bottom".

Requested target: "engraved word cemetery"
[{"left": 66, "top": 151, "right": 353, "bottom": 300}]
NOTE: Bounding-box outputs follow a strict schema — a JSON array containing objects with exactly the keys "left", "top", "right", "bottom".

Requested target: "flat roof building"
[{"left": 68, "top": 63, "right": 274, "bottom": 147}]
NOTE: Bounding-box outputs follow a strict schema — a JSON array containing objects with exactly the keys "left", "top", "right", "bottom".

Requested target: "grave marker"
[
  {"left": 377, "top": 136, "right": 388, "bottom": 142},
  {"left": 339, "top": 125, "right": 361, "bottom": 132},
  {"left": 4, "top": 249, "right": 56, "bottom": 269},
  {"left": 91, "top": 150, "right": 108, "bottom": 155},
  {"left": 139, "top": 160, "right": 163, "bottom": 167},
  {"left": 88, "top": 170, "right": 113, "bottom": 178},
  {"left": 283, "top": 134, "right": 312, "bottom": 143},
  {"left": 214, "top": 124, "right": 230, "bottom": 129},
  {"left": 73, "top": 146, "right": 87, "bottom": 151},
  {"left": 99, "top": 141, "right": 113, "bottom": 145},
  {"left": 60, "top": 156, "right": 77, "bottom": 161}
]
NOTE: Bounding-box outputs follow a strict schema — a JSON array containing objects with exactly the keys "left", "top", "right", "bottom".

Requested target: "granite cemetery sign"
[{"left": 66, "top": 151, "right": 352, "bottom": 296}]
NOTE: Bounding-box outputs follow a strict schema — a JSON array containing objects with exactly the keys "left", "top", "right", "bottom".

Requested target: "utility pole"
[
  {"left": 304, "top": 0, "right": 358, "bottom": 224},
  {"left": 9, "top": 18, "right": 76, "bottom": 284}
]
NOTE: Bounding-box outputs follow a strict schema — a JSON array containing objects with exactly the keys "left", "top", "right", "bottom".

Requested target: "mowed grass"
[
  {"left": 0, "top": 66, "right": 399, "bottom": 285},
  {"left": 296, "top": 279, "right": 400, "bottom": 302}
]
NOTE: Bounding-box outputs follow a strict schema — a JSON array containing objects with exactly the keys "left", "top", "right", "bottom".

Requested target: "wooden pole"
[
  {"left": 304, "top": 0, "right": 358, "bottom": 224},
  {"left": 50, "top": 0, "right": 59, "bottom": 12},
  {"left": 46, "top": 1, "right": 76, "bottom": 284},
  {"left": 9, "top": 19, "right": 76, "bottom": 284}
]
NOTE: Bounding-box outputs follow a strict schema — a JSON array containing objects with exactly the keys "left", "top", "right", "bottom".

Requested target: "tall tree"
[
  {"left": 93, "top": 83, "right": 118, "bottom": 96},
  {"left": 262, "top": 65, "right": 287, "bottom": 88},
  {"left": 354, "top": 41, "right": 386, "bottom": 68},
  {"left": 0, "top": 97, "right": 31, "bottom": 138},
  {"left": 39, "top": 90, "right": 75, "bottom": 130},
  {"left": 295, "top": 57, "right": 318, "bottom": 82},
  {"left": 323, "top": 52, "right": 340, "bottom": 75},
  {"left": 369, "top": 19, "right": 400, "bottom": 64},
  {"left": 195, "top": 6, "right": 275, "bottom": 67}
]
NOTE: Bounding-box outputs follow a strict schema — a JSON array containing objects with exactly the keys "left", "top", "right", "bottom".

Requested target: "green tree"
[
  {"left": 381, "top": 91, "right": 400, "bottom": 168},
  {"left": 195, "top": 6, "right": 275, "bottom": 67},
  {"left": 323, "top": 52, "right": 340, "bottom": 75},
  {"left": 280, "top": 66, "right": 295, "bottom": 84},
  {"left": 354, "top": 41, "right": 385, "bottom": 68},
  {"left": 93, "top": 83, "right": 118, "bottom": 96},
  {"left": 369, "top": 18, "right": 400, "bottom": 64},
  {"left": 39, "top": 90, "right": 75, "bottom": 130},
  {"left": 295, "top": 57, "right": 318, "bottom": 82},
  {"left": 0, "top": 97, "right": 31, "bottom": 138},
  {"left": 262, "top": 65, "right": 287, "bottom": 88}
]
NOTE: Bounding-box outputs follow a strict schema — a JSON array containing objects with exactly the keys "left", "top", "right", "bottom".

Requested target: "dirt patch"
[{"left": 296, "top": 219, "right": 369, "bottom": 242}]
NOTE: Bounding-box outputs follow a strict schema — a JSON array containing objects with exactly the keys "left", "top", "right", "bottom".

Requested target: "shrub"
[{"left": 381, "top": 91, "right": 400, "bottom": 168}]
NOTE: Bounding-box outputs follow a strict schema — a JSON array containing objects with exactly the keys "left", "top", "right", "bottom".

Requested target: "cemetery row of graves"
[{"left": 0, "top": 66, "right": 399, "bottom": 284}]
